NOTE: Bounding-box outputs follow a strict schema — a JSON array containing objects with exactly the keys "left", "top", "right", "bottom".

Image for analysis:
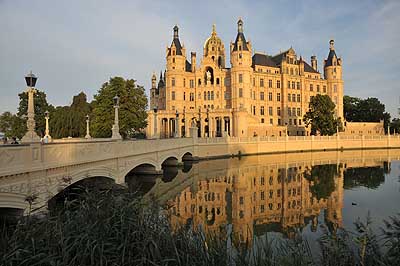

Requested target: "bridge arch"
[
  {"left": 125, "top": 163, "right": 161, "bottom": 194},
  {"left": 162, "top": 156, "right": 179, "bottom": 167},
  {"left": 182, "top": 152, "right": 194, "bottom": 162}
]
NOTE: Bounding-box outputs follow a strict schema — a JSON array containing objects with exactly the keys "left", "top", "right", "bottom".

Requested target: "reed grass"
[{"left": 1, "top": 189, "right": 399, "bottom": 266}]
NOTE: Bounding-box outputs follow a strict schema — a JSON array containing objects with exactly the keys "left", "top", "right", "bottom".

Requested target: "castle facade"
[{"left": 147, "top": 19, "right": 343, "bottom": 138}]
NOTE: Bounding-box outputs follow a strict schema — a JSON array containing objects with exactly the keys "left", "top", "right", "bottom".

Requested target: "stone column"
[
  {"left": 85, "top": 114, "right": 91, "bottom": 139},
  {"left": 153, "top": 111, "right": 158, "bottom": 138},
  {"left": 111, "top": 104, "right": 122, "bottom": 140},
  {"left": 21, "top": 88, "right": 40, "bottom": 143},
  {"left": 175, "top": 111, "right": 180, "bottom": 138}
]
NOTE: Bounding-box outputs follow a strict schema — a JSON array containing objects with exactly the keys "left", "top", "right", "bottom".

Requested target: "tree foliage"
[
  {"left": 0, "top": 112, "right": 25, "bottom": 139},
  {"left": 344, "top": 96, "right": 391, "bottom": 131},
  {"left": 17, "top": 89, "right": 54, "bottom": 137},
  {"left": 91, "top": 77, "right": 148, "bottom": 138},
  {"left": 49, "top": 92, "right": 91, "bottom": 138},
  {"left": 304, "top": 164, "right": 337, "bottom": 200},
  {"left": 303, "top": 94, "right": 341, "bottom": 136}
]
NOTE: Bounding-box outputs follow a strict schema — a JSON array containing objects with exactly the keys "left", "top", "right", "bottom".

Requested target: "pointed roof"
[
  {"left": 168, "top": 25, "right": 183, "bottom": 56},
  {"left": 325, "top": 40, "right": 338, "bottom": 67},
  {"left": 232, "top": 18, "right": 249, "bottom": 51}
]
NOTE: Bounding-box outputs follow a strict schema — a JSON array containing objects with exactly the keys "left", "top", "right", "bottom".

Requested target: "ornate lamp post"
[
  {"left": 111, "top": 95, "right": 122, "bottom": 140},
  {"left": 44, "top": 110, "right": 51, "bottom": 140},
  {"left": 85, "top": 114, "right": 91, "bottom": 139},
  {"left": 21, "top": 72, "right": 41, "bottom": 143}
]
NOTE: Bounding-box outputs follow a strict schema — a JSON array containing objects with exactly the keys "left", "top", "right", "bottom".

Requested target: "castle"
[{"left": 147, "top": 19, "right": 344, "bottom": 138}]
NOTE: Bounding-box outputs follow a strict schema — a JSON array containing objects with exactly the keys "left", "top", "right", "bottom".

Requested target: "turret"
[
  {"left": 191, "top": 52, "right": 196, "bottom": 72},
  {"left": 166, "top": 25, "right": 186, "bottom": 72},
  {"left": 324, "top": 40, "right": 342, "bottom": 80},
  {"left": 323, "top": 39, "right": 344, "bottom": 119},
  {"left": 150, "top": 73, "right": 158, "bottom": 110},
  {"left": 311, "top": 55, "right": 317, "bottom": 71}
]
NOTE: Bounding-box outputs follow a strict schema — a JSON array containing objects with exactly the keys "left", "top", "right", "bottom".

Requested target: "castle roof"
[
  {"left": 303, "top": 61, "right": 319, "bottom": 73},
  {"left": 252, "top": 53, "right": 278, "bottom": 68},
  {"left": 185, "top": 60, "right": 192, "bottom": 72},
  {"left": 325, "top": 49, "right": 337, "bottom": 67},
  {"left": 232, "top": 32, "right": 249, "bottom": 51},
  {"left": 168, "top": 25, "right": 183, "bottom": 56}
]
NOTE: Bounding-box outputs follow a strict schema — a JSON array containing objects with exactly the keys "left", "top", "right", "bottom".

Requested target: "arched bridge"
[{"left": 0, "top": 138, "right": 197, "bottom": 212}]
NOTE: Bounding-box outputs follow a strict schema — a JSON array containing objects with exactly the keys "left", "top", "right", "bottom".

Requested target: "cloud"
[{"left": 0, "top": 0, "right": 398, "bottom": 117}]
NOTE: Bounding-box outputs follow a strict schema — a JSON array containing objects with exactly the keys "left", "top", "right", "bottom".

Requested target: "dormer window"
[
  {"left": 239, "top": 45, "right": 242, "bottom": 51},
  {"left": 173, "top": 50, "right": 175, "bottom": 56}
]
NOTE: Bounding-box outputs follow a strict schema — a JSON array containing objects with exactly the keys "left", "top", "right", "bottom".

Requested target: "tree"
[
  {"left": 0, "top": 112, "right": 25, "bottom": 139},
  {"left": 304, "top": 164, "right": 337, "bottom": 200},
  {"left": 49, "top": 92, "right": 91, "bottom": 138},
  {"left": 91, "top": 77, "right": 148, "bottom": 138},
  {"left": 390, "top": 118, "right": 400, "bottom": 134},
  {"left": 17, "top": 89, "right": 54, "bottom": 137},
  {"left": 303, "top": 94, "right": 341, "bottom": 136},
  {"left": 343, "top": 96, "right": 391, "bottom": 131}
]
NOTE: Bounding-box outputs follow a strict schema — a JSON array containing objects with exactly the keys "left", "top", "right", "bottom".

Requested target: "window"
[
  {"left": 171, "top": 91, "right": 176, "bottom": 100},
  {"left": 183, "top": 92, "right": 186, "bottom": 100},
  {"left": 239, "top": 196, "right": 244, "bottom": 204},
  {"left": 261, "top": 106, "right": 265, "bottom": 115},
  {"left": 260, "top": 92, "right": 265, "bottom": 100},
  {"left": 190, "top": 92, "right": 194, "bottom": 101},
  {"left": 260, "top": 176, "right": 265, "bottom": 185},
  {"left": 310, "top": 84, "right": 313, "bottom": 91},
  {"left": 277, "top": 80, "right": 281, "bottom": 88},
  {"left": 288, "top": 93, "right": 291, "bottom": 102},
  {"left": 261, "top": 118, "right": 265, "bottom": 123},
  {"left": 260, "top": 78, "right": 264, "bottom": 87},
  {"left": 261, "top": 191, "right": 265, "bottom": 200},
  {"left": 317, "top": 85, "right": 320, "bottom": 92},
  {"left": 288, "top": 108, "right": 291, "bottom": 116},
  {"left": 211, "top": 91, "right": 214, "bottom": 100},
  {"left": 277, "top": 93, "right": 281, "bottom": 101},
  {"left": 269, "top": 106, "right": 273, "bottom": 116},
  {"left": 190, "top": 79, "right": 194, "bottom": 88},
  {"left": 297, "top": 108, "right": 301, "bottom": 116},
  {"left": 239, "top": 88, "right": 243, "bottom": 97},
  {"left": 290, "top": 68, "right": 293, "bottom": 75},
  {"left": 172, "top": 78, "right": 176, "bottom": 87},
  {"left": 260, "top": 205, "right": 265, "bottom": 213},
  {"left": 334, "top": 84, "right": 337, "bottom": 93},
  {"left": 291, "top": 81, "right": 295, "bottom": 89},
  {"left": 268, "top": 79, "right": 272, "bottom": 88},
  {"left": 292, "top": 94, "right": 296, "bottom": 102},
  {"left": 183, "top": 79, "right": 186, "bottom": 87},
  {"left": 287, "top": 81, "right": 290, "bottom": 89},
  {"left": 297, "top": 94, "right": 301, "bottom": 102},
  {"left": 253, "top": 106, "right": 256, "bottom": 115},
  {"left": 239, "top": 74, "right": 243, "bottom": 83},
  {"left": 270, "top": 118, "right": 273, "bottom": 124},
  {"left": 323, "top": 85, "right": 327, "bottom": 93},
  {"left": 292, "top": 107, "right": 296, "bottom": 116},
  {"left": 297, "top": 82, "right": 300, "bottom": 90},
  {"left": 216, "top": 78, "right": 220, "bottom": 85},
  {"left": 277, "top": 107, "right": 281, "bottom": 116},
  {"left": 268, "top": 92, "right": 273, "bottom": 101},
  {"left": 207, "top": 91, "right": 211, "bottom": 100},
  {"left": 253, "top": 78, "right": 255, "bottom": 86},
  {"left": 198, "top": 79, "right": 201, "bottom": 86}
]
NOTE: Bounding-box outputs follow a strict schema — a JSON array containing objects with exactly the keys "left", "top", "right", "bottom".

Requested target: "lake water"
[{"left": 136, "top": 149, "right": 400, "bottom": 246}]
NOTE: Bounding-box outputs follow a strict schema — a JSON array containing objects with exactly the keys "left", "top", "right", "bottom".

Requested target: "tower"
[
  {"left": 324, "top": 40, "right": 344, "bottom": 120},
  {"left": 311, "top": 55, "right": 318, "bottom": 71},
  {"left": 166, "top": 25, "right": 187, "bottom": 111},
  {"left": 230, "top": 18, "right": 253, "bottom": 137}
]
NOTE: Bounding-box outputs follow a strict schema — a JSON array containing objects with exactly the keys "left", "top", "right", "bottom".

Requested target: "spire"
[
  {"left": 212, "top": 24, "right": 216, "bottom": 36},
  {"left": 329, "top": 39, "right": 335, "bottom": 50},
  {"left": 237, "top": 17, "right": 243, "bottom": 33},
  {"left": 173, "top": 25, "right": 179, "bottom": 39},
  {"left": 159, "top": 71, "right": 163, "bottom": 80}
]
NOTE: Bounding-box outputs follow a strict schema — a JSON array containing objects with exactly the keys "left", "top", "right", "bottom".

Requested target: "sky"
[{"left": 1, "top": 0, "right": 399, "bottom": 117}]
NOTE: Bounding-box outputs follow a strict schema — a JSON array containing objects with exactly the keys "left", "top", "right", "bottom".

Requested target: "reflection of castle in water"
[{"left": 168, "top": 158, "right": 344, "bottom": 244}]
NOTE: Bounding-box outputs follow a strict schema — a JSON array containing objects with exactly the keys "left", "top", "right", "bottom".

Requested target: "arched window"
[{"left": 216, "top": 78, "right": 220, "bottom": 85}]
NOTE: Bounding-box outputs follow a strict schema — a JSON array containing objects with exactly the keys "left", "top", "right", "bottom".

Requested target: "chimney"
[
  {"left": 191, "top": 52, "right": 196, "bottom": 72},
  {"left": 311, "top": 55, "right": 318, "bottom": 71}
]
